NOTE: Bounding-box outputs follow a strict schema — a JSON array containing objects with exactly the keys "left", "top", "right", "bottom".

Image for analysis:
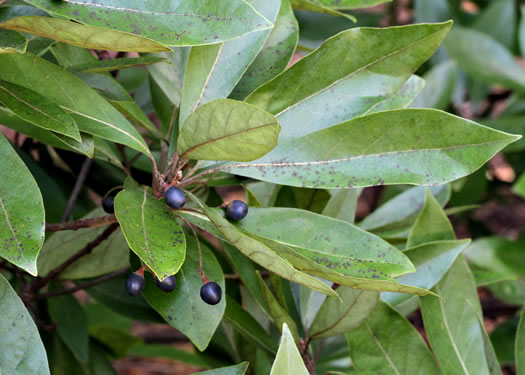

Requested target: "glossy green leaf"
[
  {"left": 24, "top": 0, "right": 273, "bottom": 46},
  {"left": 257, "top": 272, "right": 299, "bottom": 342},
  {"left": 246, "top": 22, "right": 452, "bottom": 141},
  {"left": 178, "top": 99, "right": 280, "bottom": 161},
  {"left": 69, "top": 56, "right": 168, "bottom": 74},
  {"left": 410, "top": 60, "right": 458, "bottom": 110},
  {"left": 74, "top": 72, "right": 162, "bottom": 138},
  {"left": 346, "top": 301, "right": 440, "bottom": 375},
  {"left": 179, "top": 208, "right": 435, "bottom": 297},
  {"left": 381, "top": 240, "right": 469, "bottom": 306},
  {"left": 481, "top": 116, "right": 525, "bottom": 153},
  {"left": 366, "top": 75, "right": 425, "bottom": 114},
  {"left": 517, "top": 308, "right": 525, "bottom": 375},
  {"left": 38, "top": 208, "right": 129, "bottom": 280},
  {"left": 114, "top": 186, "right": 185, "bottom": 280},
  {"left": 0, "top": 133, "right": 44, "bottom": 275},
  {"left": 0, "top": 79, "right": 80, "bottom": 141},
  {"left": 224, "top": 294, "right": 278, "bottom": 354},
  {"left": 0, "top": 16, "right": 170, "bottom": 52},
  {"left": 0, "top": 274, "right": 50, "bottom": 375},
  {"left": 0, "top": 28, "right": 27, "bottom": 53},
  {"left": 444, "top": 27, "right": 525, "bottom": 92},
  {"left": 178, "top": 0, "right": 280, "bottom": 124},
  {"left": 421, "top": 255, "right": 500, "bottom": 375},
  {"left": 407, "top": 189, "right": 455, "bottom": 248},
  {"left": 232, "top": 0, "right": 299, "bottom": 100},
  {"left": 186, "top": 193, "right": 339, "bottom": 298},
  {"left": 290, "top": 0, "right": 356, "bottom": 20},
  {"left": 223, "top": 109, "right": 520, "bottom": 188},
  {"left": 359, "top": 184, "right": 450, "bottom": 233},
  {"left": 310, "top": 288, "right": 378, "bottom": 339},
  {"left": 196, "top": 362, "right": 249, "bottom": 375},
  {"left": 0, "top": 106, "right": 95, "bottom": 157},
  {"left": 48, "top": 292, "right": 89, "bottom": 363},
  {"left": 0, "top": 53, "right": 150, "bottom": 155},
  {"left": 472, "top": 0, "right": 516, "bottom": 50},
  {"left": 270, "top": 323, "right": 309, "bottom": 375},
  {"left": 143, "top": 235, "right": 225, "bottom": 351}
]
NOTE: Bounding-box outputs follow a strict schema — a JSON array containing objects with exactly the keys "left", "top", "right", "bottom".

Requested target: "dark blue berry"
[
  {"left": 102, "top": 196, "right": 115, "bottom": 213},
  {"left": 165, "top": 186, "right": 186, "bottom": 209},
  {"left": 155, "top": 275, "right": 176, "bottom": 292},
  {"left": 226, "top": 200, "right": 248, "bottom": 221},
  {"left": 125, "top": 273, "right": 144, "bottom": 296},
  {"left": 200, "top": 281, "right": 222, "bottom": 305}
]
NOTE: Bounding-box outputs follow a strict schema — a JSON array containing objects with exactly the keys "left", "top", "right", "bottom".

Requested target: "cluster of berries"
[{"left": 102, "top": 185, "right": 248, "bottom": 306}]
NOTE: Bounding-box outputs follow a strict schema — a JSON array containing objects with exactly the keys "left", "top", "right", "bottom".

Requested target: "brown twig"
[
  {"left": 46, "top": 214, "right": 117, "bottom": 232},
  {"left": 34, "top": 267, "right": 129, "bottom": 299},
  {"left": 30, "top": 223, "right": 119, "bottom": 294},
  {"left": 61, "top": 157, "right": 92, "bottom": 222}
]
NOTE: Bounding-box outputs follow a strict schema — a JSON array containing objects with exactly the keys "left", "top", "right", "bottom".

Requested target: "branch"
[
  {"left": 46, "top": 214, "right": 117, "bottom": 232},
  {"left": 30, "top": 223, "right": 119, "bottom": 293},
  {"left": 61, "top": 157, "right": 93, "bottom": 222},
  {"left": 35, "top": 267, "right": 129, "bottom": 299}
]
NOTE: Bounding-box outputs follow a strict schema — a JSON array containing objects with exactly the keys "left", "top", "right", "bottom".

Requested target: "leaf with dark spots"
[
  {"left": 185, "top": 192, "right": 339, "bottom": 299},
  {"left": 115, "top": 186, "right": 186, "bottom": 281},
  {"left": 23, "top": 0, "right": 273, "bottom": 46},
  {"left": 0, "top": 133, "right": 44, "bottom": 275},
  {"left": 222, "top": 109, "right": 520, "bottom": 189},
  {"left": 0, "top": 274, "right": 50, "bottom": 374},
  {"left": 246, "top": 22, "right": 452, "bottom": 141},
  {"left": 143, "top": 235, "right": 225, "bottom": 352},
  {"left": 178, "top": 0, "right": 281, "bottom": 124},
  {"left": 0, "top": 79, "right": 81, "bottom": 141},
  {"left": 178, "top": 99, "right": 280, "bottom": 162},
  {"left": 0, "top": 53, "right": 151, "bottom": 156},
  {"left": 0, "top": 16, "right": 170, "bottom": 52}
]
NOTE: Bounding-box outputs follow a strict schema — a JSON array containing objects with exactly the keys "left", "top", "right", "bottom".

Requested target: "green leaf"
[
  {"left": 0, "top": 106, "right": 94, "bottom": 157},
  {"left": 515, "top": 171, "right": 525, "bottom": 198},
  {"left": 178, "top": 0, "right": 280, "bottom": 124},
  {"left": 195, "top": 362, "right": 249, "bottom": 375},
  {"left": 256, "top": 272, "right": 299, "bottom": 342},
  {"left": 114, "top": 186, "right": 185, "bottom": 280},
  {"left": 310, "top": 288, "right": 378, "bottom": 339},
  {"left": 517, "top": 308, "right": 525, "bottom": 375},
  {"left": 520, "top": 6, "right": 525, "bottom": 57},
  {"left": 270, "top": 323, "right": 309, "bottom": 375},
  {"left": 143, "top": 235, "right": 225, "bottom": 351},
  {"left": 410, "top": 60, "right": 458, "bottom": 110},
  {"left": 179, "top": 208, "right": 435, "bottom": 297},
  {"left": 322, "top": 188, "right": 361, "bottom": 224},
  {"left": 223, "top": 295, "right": 278, "bottom": 354},
  {"left": 68, "top": 56, "right": 168, "bottom": 74},
  {"left": 37, "top": 208, "right": 129, "bottom": 280},
  {"left": 178, "top": 99, "right": 280, "bottom": 161},
  {"left": 481, "top": 116, "right": 525, "bottom": 153},
  {"left": 0, "top": 274, "right": 50, "bottom": 375},
  {"left": 407, "top": 189, "right": 455, "bottom": 248},
  {"left": 0, "top": 53, "right": 151, "bottom": 155},
  {"left": 366, "top": 75, "right": 425, "bottom": 114},
  {"left": 24, "top": 0, "right": 273, "bottom": 46},
  {"left": 472, "top": 0, "right": 516, "bottom": 50},
  {"left": 359, "top": 184, "right": 450, "bottom": 234},
  {"left": 346, "top": 301, "right": 440, "bottom": 375},
  {"left": 490, "top": 317, "right": 519, "bottom": 365},
  {"left": 444, "top": 27, "right": 525, "bottom": 92},
  {"left": 0, "top": 16, "right": 170, "bottom": 52},
  {"left": 246, "top": 22, "right": 452, "bottom": 141},
  {"left": 0, "top": 28, "right": 27, "bottom": 53},
  {"left": 421, "top": 255, "right": 501, "bottom": 375},
  {"left": 48, "top": 292, "right": 90, "bottom": 363},
  {"left": 310, "top": 0, "right": 391, "bottom": 9},
  {"left": 223, "top": 109, "right": 520, "bottom": 189},
  {"left": 186, "top": 193, "right": 339, "bottom": 298},
  {"left": 128, "top": 344, "right": 218, "bottom": 369},
  {"left": 0, "top": 133, "right": 44, "bottom": 275},
  {"left": 381, "top": 240, "right": 469, "bottom": 306},
  {"left": 290, "top": 0, "right": 356, "bottom": 21},
  {"left": 231, "top": 0, "right": 298, "bottom": 100},
  {"left": 0, "top": 79, "right": 81, "bottom": 141}
]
